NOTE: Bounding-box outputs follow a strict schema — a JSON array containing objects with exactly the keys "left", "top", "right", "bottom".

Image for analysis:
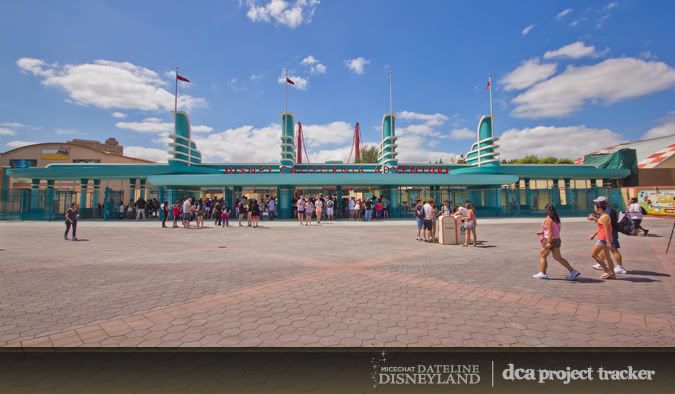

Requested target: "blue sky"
[{"left": 1, "top": 0, "right": 674, "bottom": 163}]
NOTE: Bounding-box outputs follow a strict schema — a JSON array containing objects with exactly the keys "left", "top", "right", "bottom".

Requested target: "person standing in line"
[
  {"left": 296, "top": 196, "right": 305, "bottom": 226},
  {"left": 182, "top": 198, "right": 192, "bottom": 228},
  {"left": 195, "top": 202, "right": 204, "bottom": 229},
  {"left": 463, "top": 202, "right": 477, "bottom": 247},
  {"left": 135, "top": 197, "right": 146, "bottom": 220},
  {"left": 238, "top": 199, "right": 247, "bottom": 227},
  {"left": 326, "top": 197, "right": 335, "bottom": 221},
  {"left": 222, "top": 206, "right": 231, "bottom": 227},
  {"left": 64, "top": 202, "right": 79, "bottom": 241},
  {"left": 441, "top": 200, "right": 451, "bottom": 216},
  {"left": 588, "top": 200, "right": 616, "bottom": 279},
  {"left": 213, "top": 200, "right": 221, "bottom": 227},
  {"left": 589, "top": 196, "right": 626, "bottom": 275},
  {"left": 349, "top": 197, "right": 356, "bottom": 220},
  {"left": 161, "top": 201, "right": 169, "bottom": 228},
  {"left": 533, "top": 204, "right": 581, "bottom": 280},
  {"left": 382, "top": 197, "right": 390, "bottom": 219},
  {"left": 305, "top": 198, "right": 314, "bottom": 226},
  {"left": 118, "top": 201, "right": 125, "bottom": 220},
  {"left": 422, "top": 199, "right": 434, "bottom": 242},
  {"left": 415, "top": 200, "right": 425, "bottom": 241},
  {"left": 354, "top": 199, "right": 362, "bottom": 221},
  {"left": 251, "top": 199, "right": 261, "bottom": 228},
  {"left": 315, "top": 197, "right": 323, "bottom": 224},
  {"left": 364, "top": 198, "right": 373, "bottom": 222},
  {"left": 172, "top": 202, "right": 180, "bottom": 228},
  {"left": 375, "top": 199, "right": 383, "bottom": 220},
  {"left": 627, "top": 197, "right": 649, "bottom": 236},
  {"left": 268, "top": 197, "right": 276, "bottom": 221}
]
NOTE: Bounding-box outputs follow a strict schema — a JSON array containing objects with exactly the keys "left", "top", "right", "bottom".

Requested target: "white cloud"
[
  {"left": 511, "top": 58, "right": 675, "bottom": 118},
  {"left": 397, "top": 111, "right": 448, "bottom": 127},
  {"left": 395, "top": 134, "right": 460, "bottom": 163},
  {"left": 300, "top": 121, "right": 353, "bottom": 146},
  {"left": 543, "top": 41, "right": 597, "bottom": 59},
  {"left": 116, "top": 117, "right": 213, "bottom": 133},
  {"left": 501, "top": 58, "right": 557, "bottom": 91},
  {"left": 555, "top": 8, "right": 573, "bottom": 20},
  {"left": 0, "top": 128, "right": 16, "bottom": 136},
  {"left": 300, "top": 55, "right": 326, "bottom": 74},
  {"left": 301, "top": 55, "right": 318, "bottom": 65},
  {"left": 124, "top": 146, "right": 167, "bottom": 162},
  {"left": 55, "top": 128, "right": 78, "bottom": 135},
  {"left": 521, "top": 24, "right": 535, "bottom": 36},
  {"left": 449, "top": 128, "right": 474, "bottom": 140},
  {"left": 6, "top": 140, "right": 35, "bottom": 149},
  {"left": 17, "top": 57, "right": 206, "bottom": 111},
  {"left": 112, "top": 112, "right": 127, "bottom": 118},
  {"left": 499, "top": 125, "right": 624, "bottom": 160},
  {"left": 0, "top": 122, "right": 26, "bottom": 128},
  {"left": 250, "top": 73, "right": 263, "bottom": 80},
  {"left": 245, "top": 0, "right": 320, "bottom": 29},
  {"left": 277, "top": 74, "right": 308, "bottom": 90},
  {"left": 345, "top": 57, "right": 370, "bottom": 75},
  {"left": 639, "top": 51, "right": 658, "bottom": 61},
  {"left": 643, "top": 111, "right": 675, "bottom": 139}
]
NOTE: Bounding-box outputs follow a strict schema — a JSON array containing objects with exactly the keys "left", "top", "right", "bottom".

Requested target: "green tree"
[
  {"left": 356, "top": 145, "right": 379, "bottom": 163},
  {"left": 504, "top": 155, "right": 574, "bottom": 164}
]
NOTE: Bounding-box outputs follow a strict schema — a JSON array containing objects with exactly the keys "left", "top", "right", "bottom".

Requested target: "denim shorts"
[
  {"left": 596, "top": 239, "right": 608, "bottom": 246},
  {"left": 416, "top": 218, "right": 423, "bottom": 229}
]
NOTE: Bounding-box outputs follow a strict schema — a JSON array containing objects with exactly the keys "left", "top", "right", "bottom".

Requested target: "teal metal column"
[
  {"left": 551, "top": 179, "right": 560, "bottom": 206},
  {"left": 524, "top": 179, "right": 532, "bottom": 212},
  {"left": 224, "top": 186, "right": 233, "bottom": 209},
  {"left": 129, "top": 178, "right": 136, "bottom": 204},
  {"left": 79, "top": 179, "right": 88, "bottom": 208},
  {"left": 280, "top": 113, "right": 295, "bottom": 173},
  {"left": 92, "top": 180, "right": 101, "bottom": 216},
  {"left": 278, "top": 185, "right": 292, "bottom": 219},
  {"left": 31, "top": 179, "right": 40, "bottom": 209},
  {"left": 564, "top": 179, "right": 572, "bottom": 207},
  {"left": 46, "top": 180, "right": 55, "bottom": 220},
  {"left": 1, "top": 167, "right": 9, "bottom": 203},
  {"left": 335, "top": 186, "right": 343, "bottom": 218},
  {"left": 139, "top": 179, "right": 146, "bottom": 200},
  {"left": 389, "top": 186, "right": 399, "bottom": 218}
]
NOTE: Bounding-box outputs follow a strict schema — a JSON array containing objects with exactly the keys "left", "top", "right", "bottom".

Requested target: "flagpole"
[
  {"left": 174, "top": 66, "right": 178, "bottom": 113},
  {"left": 488, "top": 74, "right": 494, "bottom": 135}
]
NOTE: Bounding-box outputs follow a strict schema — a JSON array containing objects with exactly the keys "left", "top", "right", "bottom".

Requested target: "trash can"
[{"left": 437, "top": 215, "right": 459, "bottom": 245}]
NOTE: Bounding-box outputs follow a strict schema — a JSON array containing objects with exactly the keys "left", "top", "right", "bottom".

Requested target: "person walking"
[
  {"left": 64, "top": 202, "right": 79, "bottom": 241},
  {"left": 627, "top": 197, "right": 649, "bottom": 236},
  {"left": 415, "top": 200, "right": 425, "bottom": 241},
  {"left": 296, "top": 196, "right": 305, "bottom": 226},
  {"left": 590, "top": 196, "right": 626, "bottom": 275},
  {"left": 533, "top": 204, "right": 581, "bottom": 280},
  {"left": 463, "top": 202, "right": 477, "bottom": 247},
  {"left": 588, "top": 199, "right": 616, "bottom": 279},
  {"left": 422, "top": 199, "right": 434, "bottom": 242},
  {"left": 172, "top": 202, "right": 180, "bottom": 228},
  {"left": 213, "top": 200, "right": 222, "bottom": 227},
  {"left": 195, "top": 201, "right": 204, "bottom": 229}
]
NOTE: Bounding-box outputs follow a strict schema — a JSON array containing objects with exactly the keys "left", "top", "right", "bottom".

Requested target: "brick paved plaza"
[{"left": 0, "top": 217, "right": 673, "bottom": 347}]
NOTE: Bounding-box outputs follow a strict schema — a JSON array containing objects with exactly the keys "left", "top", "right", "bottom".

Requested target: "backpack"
[
  {"left": 616, "top": 211, "right": 634, "bottom": 235},
  {"left": 416, "top": 205, "right": 425, "bottom": 219}
]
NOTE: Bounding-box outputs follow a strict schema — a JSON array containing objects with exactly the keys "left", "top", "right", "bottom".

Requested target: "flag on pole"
[
  {"left": 286, "top": 77, "right": 295, "bottom": 85},
  {"left": 485, "top": 77, "right": 491, "bottom": 89},
  {"left": 177, "top": 74, "right": 190, "bottom": 83}
]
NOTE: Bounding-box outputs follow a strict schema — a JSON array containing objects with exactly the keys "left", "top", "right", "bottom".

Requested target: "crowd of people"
[
  {"left": 117, "top": 197, "right": 162, "bottom": 220},
  {"left": 160, "top": 195, "right": 279, "bottom": 229}
]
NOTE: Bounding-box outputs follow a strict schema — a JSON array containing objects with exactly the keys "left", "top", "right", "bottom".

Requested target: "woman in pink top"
[{"left": 533, "top": 204, "right": 581, "bottom": 280}]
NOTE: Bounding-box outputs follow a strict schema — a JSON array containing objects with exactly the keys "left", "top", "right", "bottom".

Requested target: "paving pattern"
[{"left": 0, "top": 217, "right": 673, "bottom": 347}]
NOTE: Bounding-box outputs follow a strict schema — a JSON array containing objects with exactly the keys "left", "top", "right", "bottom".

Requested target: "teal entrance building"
[{"left": 1, "top": 111, "right": 632, "bottom": 220}]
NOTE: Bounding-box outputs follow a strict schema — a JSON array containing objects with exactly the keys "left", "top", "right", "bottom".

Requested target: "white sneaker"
[
  {"left": 592, "top": 263, "right": 604, "bottom": 270},
  {"left": 532, "top": 272, "right": 549, "bottom": 280},
  {"left": 567, "top": 271, "right": 581, "bottom": 281},
  {"left": 614, "top": 266, "right": 627, "bottom": 274}
]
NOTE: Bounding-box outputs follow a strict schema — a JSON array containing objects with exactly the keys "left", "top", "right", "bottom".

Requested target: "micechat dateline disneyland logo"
[{"left": 371, "top": 351, "right": 480, "bottom": 387}]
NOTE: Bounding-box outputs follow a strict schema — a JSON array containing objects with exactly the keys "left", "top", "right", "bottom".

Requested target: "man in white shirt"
[
  {"left": 348, "top": 197, "right": 356, "bottom": 220},
  {"left": 182, "top": 198, "right": 192, "bottom": 228},
  {"left": 268, "top": 197, "right": 276, "bottom": 220},
  {"left": 627, "top": 197, "right": 648, "bottom": 236},
  {"left": 423, "top": 200, "right": 434, "bottom": 242}
]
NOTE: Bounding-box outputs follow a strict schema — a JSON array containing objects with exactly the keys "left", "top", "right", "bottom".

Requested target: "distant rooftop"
[{"left": 576, "top": 134, "right": 675, "bottom": 169}]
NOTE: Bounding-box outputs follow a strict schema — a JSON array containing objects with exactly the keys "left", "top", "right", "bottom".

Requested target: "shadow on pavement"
[{"left": 627, "top": 270, "right": 671, "bottom": 277}]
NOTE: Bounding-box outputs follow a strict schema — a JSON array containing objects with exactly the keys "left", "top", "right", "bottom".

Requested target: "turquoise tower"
[
  {"left": 377, "top": 114, "right": 398, "bottom": 168},
  {"left": 280, "top": 113, "right": 295, "bottom": 173},
  {"left": 466, "top": 115, "right": 499, "bottom": 166},
  {"left": 168, "top": 111, "right": 202, "bottom": 166}
]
